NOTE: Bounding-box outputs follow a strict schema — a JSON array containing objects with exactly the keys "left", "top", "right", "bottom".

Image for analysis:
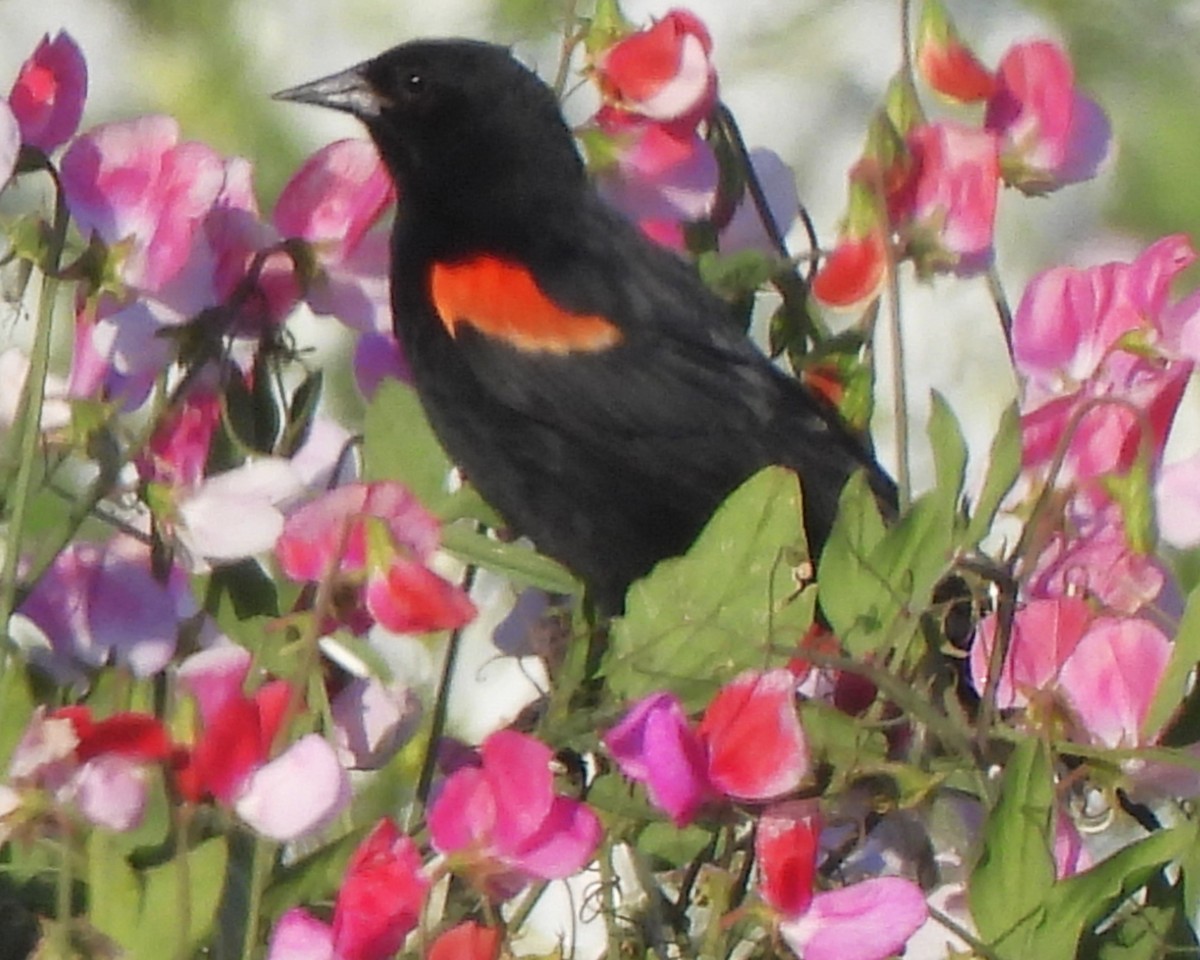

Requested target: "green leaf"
[
  {"left": 969, "top": 737, "right": 1056, "bottom": 953},
  {"left": 281, "top": 368, "right": 325, "bottom": 456},
  {"left": 965, "top": 402, "right": 1021, "bottom": 547},
  {"left": 606, "top": 467, "right": 814, "bottom": 711},
  {"left": 0, "top": 665, "right": 34, "bottom": 770},
  {"left": 128, "top": 835, "right": 228, "bottom": 960},
  {"left": 1146, "top": 580, "right": 1200, "bottom": 741},
  {"left": 440, "top": 524, "right": 580, "bottom": 595},
  {"left": 928, "top": 390, "right": 967, "bottom": 510},
  {"left": 363, "top": 379, "right": 454, "bottom": 512},
  {"left": 1084, "top": 873, "right": 1199, "bottom": 960},
  {"left": 86, "top": 832, "right": 142, "bottom": 950},
  {"left": 1034, "top": 820, "right": 1198, "bottom": 956},
  {"left": 817, "top": 471, "right": 889, "bottom": 644}
]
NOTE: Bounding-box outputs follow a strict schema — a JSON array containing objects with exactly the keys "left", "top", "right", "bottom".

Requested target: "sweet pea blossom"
[
  {"left": 276, "top": 481, "right": 476, "bottom": 636},
  {"left": 175, "top": 645, "right": 350, "bottom": 841},
  {"left": 984, "top": 40, "right": 1111, "bottom": 193},
  {"left": 19, "top": 533, "right": 194, "bottom": 680},
  {"left": 604, "top": 669, "right": 809, "bottom": 826},
  {"left": 5, "top": 706, "right": 172, "bottom": 833},
  {"left": 594, "top": 9, "right": 717, "bottom": 128},
  {"left": 915, "top": 0, "right": 995, "bottom": 103},
  {"left": 427, "top": 922, "right": 502, "bottom": 960},
  {"left": 267, "top": 818, "right": 429, "bottom": 960},
  {"left": 897, "top": 121, "right": 1000, "bottom": 275},
  {"left": 427, "top": 729, "right": 602, "bottom": 899},
  {"left": 757, "top": 802, "right": 928, "bottom": 960},
  {"left": 589, "top": 105, "right": 718, "bottom": 249},
  {"left": 7, "top": 30, "right": 87, "bottom": 153}
]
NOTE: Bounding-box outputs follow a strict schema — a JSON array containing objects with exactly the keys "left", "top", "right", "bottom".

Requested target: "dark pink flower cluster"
[
  {"left": 585, "top": 9, "right": 798, "bottom": 254},
  {"left": 604, "top": 670, "right": 927, "bottom": 959},
  {"left": 814, "top": 0, "right": 1111, "bottom": 308}
]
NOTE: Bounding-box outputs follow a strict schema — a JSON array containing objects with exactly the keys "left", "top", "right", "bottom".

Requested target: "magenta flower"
[
  {"left": 6, "top": 706, "right": 172, "bottom": 832},
  {"left": 604, "top": 669, "right": 809, "bottom": 826},
  {"left": 899, "top": 121, "right": 1000, "bottom": 275},
  {"left": 267, "top": 818, "right": 429, "bottom": 960},
  {"left": 175, "top": 645, "right": 350, "bottom": 841},
  {"left": 277, "top": 481, "right": 476, "bottom": 636},
  {"left": 19, "top": 533, "right": 194, "bottom": 680},
  {"left": 984, "top": 40, "right": 1110, "bottom": 193},
  {"left": 7, "top": 30, "right": 87, "bottom": 153},
  {"left": 594, "top": 9, "right": 717, "bottom": 128},
  {"left": 757, "top": 802, "right": 928, "bottom": 960},
  {"left": 427, "top": 729, "right": 602, "bottom": 898}
]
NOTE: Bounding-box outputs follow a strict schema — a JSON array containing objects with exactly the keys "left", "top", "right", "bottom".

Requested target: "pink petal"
[
  {"left": 307, "top": 230, "right": 391, "bottom": 333},
  {"left": 781, "top": 877, "right": 928, "bottom": 960},
  {"left": 698, "top": 669, "right": 808, "bottom": 801},
  {"left": 330, "top": 677, "right": 421, "bottom": 769},
  {"left": 235, "top": 734, "right": 351, "bottom": 841},
  {"left": 968, "top": 596, "right": 1091, "bottom": 708},
  {"left": 274, "top": 139, "right": 393, "bottom": 258},
  {"left": 1058, "top": 617, "right": 1171, "bottom": 747},
  {"left": 363, "top": 558, "right": 476, "bottom": 635},
  {"left": 8, "top": 31, "right": 87, "bottom": 153},
  {"left": 428, "top": 765, "right": 495, "bottom": 855},
  {"left": 602, "top": 691, "right": 709, "bottom": 826},
  {"left": 756, "top": 801, "right": 819, "bottom": 917},
  {"left": 70, "top": 754, "right": 147, "bottom": 832},
  {"left": 812, "top": 230, "right": 888, "bottom": 309},
  {"left": 1157, "top": 452, "right": 1200, "bottom": 549},
  {"left": 507, "top": 795, "right": 601, "bottom": 880},
  {"left": 177, "top": 644, "right": 253, "bottom": 726},
  {"left": 482, "top": 730, "right": 556, "bottom": 850},
  {"left": 267, "top": 908, "right": 335, "bottom": 960}
]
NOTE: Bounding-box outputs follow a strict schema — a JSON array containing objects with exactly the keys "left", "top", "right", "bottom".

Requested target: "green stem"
[
  {"left": 0, "top": 175, "right": 70, "bottom": 667},
  {"left": 240, "top": 834, "right": 274, "bottom": 960},
  {"left": 986, "top": 264, "right": 1015, "bottom": 362},
  {"left": 885, "top": 262, "right": 911, "bottom": 509}
]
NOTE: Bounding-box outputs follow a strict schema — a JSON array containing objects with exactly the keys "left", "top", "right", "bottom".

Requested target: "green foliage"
[{"left": 606, "top": 467, "right": 814, "bottom": 711}]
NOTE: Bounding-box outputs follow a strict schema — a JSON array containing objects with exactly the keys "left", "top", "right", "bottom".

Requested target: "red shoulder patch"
[{"left": 430, "top": 255, "right": 623, "bottom": 354}]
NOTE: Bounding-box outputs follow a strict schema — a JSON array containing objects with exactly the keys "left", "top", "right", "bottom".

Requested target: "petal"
[
  {"left": 1157, "top": 452, "right": 1200, "bottom": 549},
  {"left": 482, "top": 730, "right": 556, "bottom": 850},
  {"left": 428, "top": 766, "right": 495, "bottom": 855},
  {"left": 508, "top": 796, "right": 601, "bottom": 880},
  {"left": 334, "top": 820, "right": 428, "bottom": 960},
  {"left": 70, "top": 754, "right": 148, "bottom": 832},
  {"left": 235, "top": 734, "right": 351, "bottom": 841},
  {"left": 1059, "top": 617, "right": 1171, "bottom": 747},
  {"left": 364, "top": 558, "right": 476, "bottom": 634},
  {"left": 8, "top": 30, "right": 88, "bottom": 152},
  {"left": 756, "top": 801, "right": 819, "bottom": 917},
  {"left": 177, "top": 644, "right": 253, "bottom": 726},
  {"left": 781, "top": 877, "right": 928, "bottom": 960},
  {"left": 266, "top": 909, "right": 335, "bottom": 960},
  {"left": 698, "top": 669, "right": 809, "bottom": 801},
  {"left": 427, "top": 922, "right": 502, "bottom": 960}
]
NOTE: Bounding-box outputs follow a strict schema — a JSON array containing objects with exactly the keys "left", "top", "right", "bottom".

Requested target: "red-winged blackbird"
[{"left": 276, "top": 39, "right": 896, "bottom": 614}]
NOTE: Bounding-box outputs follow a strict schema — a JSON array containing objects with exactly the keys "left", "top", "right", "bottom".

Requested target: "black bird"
[{"left": 276, "top": 39, "right": 896, "bottom": 614}]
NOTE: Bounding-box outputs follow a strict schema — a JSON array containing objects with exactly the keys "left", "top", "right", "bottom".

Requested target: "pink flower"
[
  {"left": 274, "top": 139, "right": 394, "bottom": 334},
  {"left": 277, "top": 481, "right": 476, "bottom": 636},
  {"left": 8, "top": 31, "right": 87, "bottom": 153},
  {"left": 757, "top": 802, "right": 928, "bottom": 960},
  {"left": 1058, "top": 616, "right": 1172, "bottom": 749},
  {"left": 19, "top": 533, "right": 193, "bottom": 680},
  {"left": 1156, "top": 452, "right": 1200, "bottom": 549},
  {"left": 604, "top": 669, "right": 809, "bottom": 826},
  {"left": 61, "top": 116, "right": 226, "bottom": 294},
  {"left": 6, "top": 706, "right": 172, "bottom": 832},
  {"left": 915, "top": 0, "right": 995, "bottom": 103},
  {"left": 812, "top": 229, "right": 889, "bottom": 310},
  {"left": 594, "top": 9, "right": 717, "bottom": 128},
  {"left": 427, "top": 730, "right": 602, "bottom": 898},
  {"left": 969, "top": 596, "right": 1091, "bottom": 711},
  {"left": 590, "top": 105, "right": 717, "bottom": 248},
  {"left": 427, "top": 922, "right": 502, "bottom": 960},
  {"left": 175, "top": 646, "right": 350, "bottom": 841},
  {"left": 898, "top": 122, "right": 1000, "bottom": 275},
  {"left": 267, "top": 818, "right": 428, "bottom": 960},
  {"left": 984, "top": 40, "right": 1110, "bottom": 193}
]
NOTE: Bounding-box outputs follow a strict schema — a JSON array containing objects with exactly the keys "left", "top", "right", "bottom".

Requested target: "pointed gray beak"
[{"left": 273, "top": 63, "right": 387, "bottom": 119}]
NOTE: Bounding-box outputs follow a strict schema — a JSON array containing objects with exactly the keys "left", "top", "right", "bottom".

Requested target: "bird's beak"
[{"left": 273, "top": 63, "right": 387, "bottom": 119}]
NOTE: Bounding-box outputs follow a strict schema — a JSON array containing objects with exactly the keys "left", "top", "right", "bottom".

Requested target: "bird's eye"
[{"left": 402, "top": 70, "right": 425, "bottom": 97}]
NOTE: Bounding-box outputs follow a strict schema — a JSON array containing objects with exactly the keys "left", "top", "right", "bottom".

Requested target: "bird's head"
[{"left": 275, "top": 40, "right": 586, "bottom": 223}]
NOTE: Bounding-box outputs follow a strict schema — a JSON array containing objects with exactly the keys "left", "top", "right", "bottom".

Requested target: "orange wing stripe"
[{"left": 430, "top": 255, "right": 622, "bottom": 354}]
